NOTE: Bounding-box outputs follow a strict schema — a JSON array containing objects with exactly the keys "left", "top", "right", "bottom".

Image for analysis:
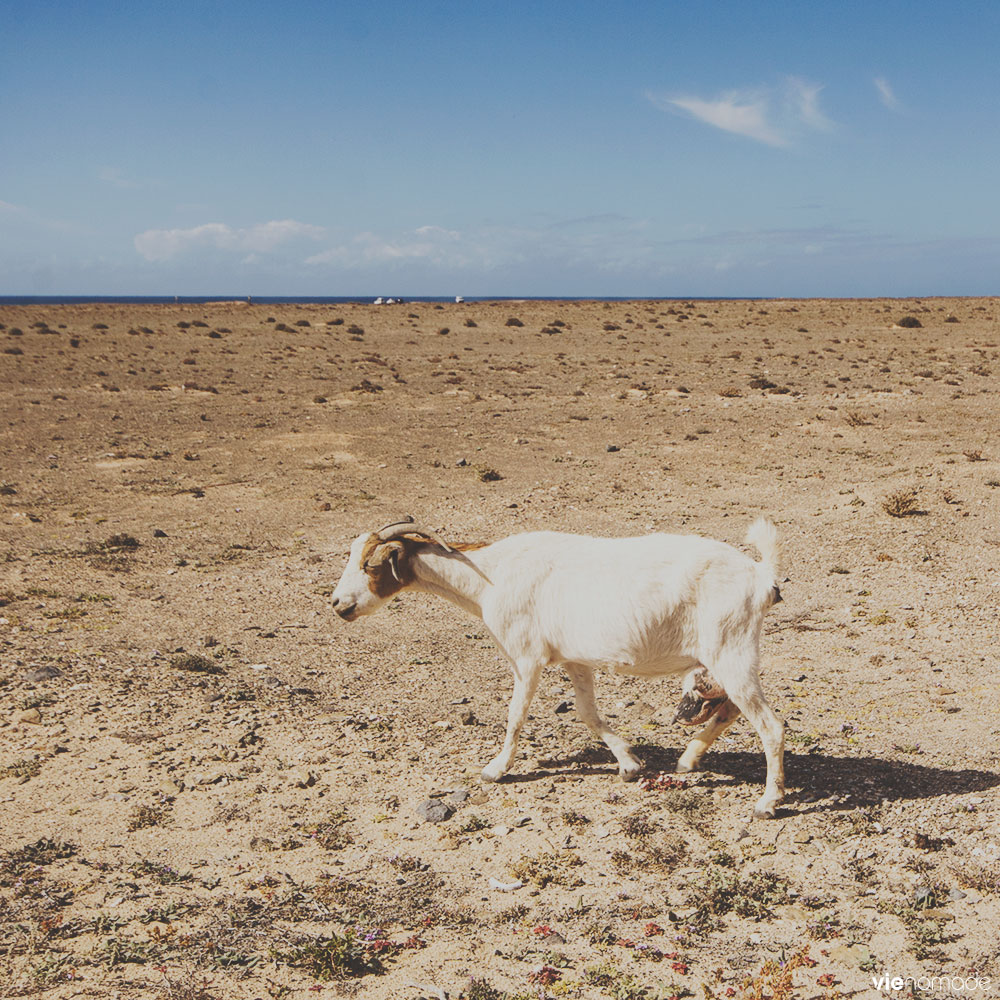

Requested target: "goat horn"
[{"left": 377, "top": 515, "right": 453, "bottom": 552}]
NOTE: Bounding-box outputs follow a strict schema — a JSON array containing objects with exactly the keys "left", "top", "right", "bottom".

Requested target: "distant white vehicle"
[
  {"left": 455, "top": 295, "right": 464, "bottom": 303},
  {"left": 373, "top": 296, "right": 385, "bottom": 305}
]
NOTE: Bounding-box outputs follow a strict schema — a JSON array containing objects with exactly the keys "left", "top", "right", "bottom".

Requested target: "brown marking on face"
[{"left": 360, "top": 535, "right": 415, "bottom": 599}]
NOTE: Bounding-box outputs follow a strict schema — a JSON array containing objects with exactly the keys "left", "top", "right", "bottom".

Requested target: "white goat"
[{"left": 330, "top": 516, "right": 786, "bottom": 817}]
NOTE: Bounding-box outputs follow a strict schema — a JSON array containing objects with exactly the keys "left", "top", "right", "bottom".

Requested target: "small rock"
[
  {"left": 16, "top": 708, "right": 42, "bottom": 725},
  {"left": 606, "top": 444, "right": 620, "bottom": 452},
  {"left": 827, "top": 943, "right": 871, "bottom": 967},
  {"left": 153, "top": 528, "right": 168, "bottom": 538},
  {"left": 491, "top": 824, "right": 511, "bottom": 836},
  {"left": 447, "top": 788, "right": 471, "bottom": 807},
  {"left": 455, "top": 457, "right": 468, "bottom": 467},
  {"left": 554, "top": 700, "right": 572, "bottom": 714},
  {"left": 459, "top": 709, "right": 477, "bottom": 725},
  {"left": 23, "top": 664, "right": 62, "bottom": 683},
  {"left": 290, "top": 769, "right": 318, "bottom": 789},
  {"left": 489, "top": 877, "right": 523, "bottom": 891},
  {"left": 159, "top": 780, "right": 182, "bottom": 797},
  {"left": 416, "top": 799, "right": 454, "bottom": 824},
  {"left": 792, "top": 830, "right": 812, "bottom": 844}
]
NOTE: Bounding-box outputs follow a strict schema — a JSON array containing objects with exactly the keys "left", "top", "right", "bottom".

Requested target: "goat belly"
[{"left": 605, "top": 654, "right": 700, "bottom": 677}]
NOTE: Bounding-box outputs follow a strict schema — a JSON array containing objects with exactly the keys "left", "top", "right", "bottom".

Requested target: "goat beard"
[{"left": 672, "top": 667, "right": 728, "bottom": 726}]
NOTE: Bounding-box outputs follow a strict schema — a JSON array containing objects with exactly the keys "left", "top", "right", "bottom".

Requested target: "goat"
[{"left": 330, "top": 515, "right": 786, "bottom": 818}]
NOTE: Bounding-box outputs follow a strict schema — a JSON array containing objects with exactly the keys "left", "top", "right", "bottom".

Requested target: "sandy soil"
[{"left": 1, "top": 297, "right": 998, "bottom": 1000}]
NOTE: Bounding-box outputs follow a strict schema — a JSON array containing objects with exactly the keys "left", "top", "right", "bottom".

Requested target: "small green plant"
[
  {"left": 466, "top": 977, "right": 505, "bottom": 1000},
  {"left": 127, "top": 802, "right": 171, "bottom": 831},
  {"left": 95, "top": 935, "right": 159, "bottom": 967},
  {"left": 305, "top": 808, "right": 353, "bottom": 850},
  {"left": 509, "top": 850, "right": 583, "bottom": 887},
  {"left": 620, "top": 811, "right": 656, "bottom": 839},
  {"left": 561, "top": 809, "right": 590, "bottom": 829},
  {"left": 129, "top": 859, "right": 192, "bottom": 884},
  {"left": 277, "top": 930, "right": 383, "bottom": 979},
  {"left": 686, "top": 868, "right": 791, "bottom": 930},
  {"left": 6, "top": 837, "right": 77, "bottom": 867},
  {"left": 459, "top": 814, "right": 489, "bottom": 833}
]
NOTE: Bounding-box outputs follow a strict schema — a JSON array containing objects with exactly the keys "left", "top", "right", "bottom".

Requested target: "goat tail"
[{"left": 745, "top": 517, "right": 780, "bottom": 584}]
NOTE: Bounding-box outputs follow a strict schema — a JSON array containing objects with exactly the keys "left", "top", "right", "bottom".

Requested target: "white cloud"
[
  {"left": 649, "top": 77, "right": 833, "bottom": 147},
  {"left": 787, "top": 77, "right": 832, "bottom": 131},
  {"left": 874, "top": 76, "right": 900, "bottom": 111},
  {"left": 134, "top": 219, "right": 326, "bottom": 261},
  {"left": 650, "top": 88, "right": 787, "bottom": 147},
  {"left": 306, "top": 226, "right": 475, "bottom": 268},
  {"left": 414, "top": 224, "right": 460, "bottom": 240}
]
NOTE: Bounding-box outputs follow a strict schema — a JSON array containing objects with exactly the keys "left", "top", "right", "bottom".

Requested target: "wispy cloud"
[
  {"left": 99, "top": 166, "right": 144, "bottom": 190},
  {"left": 788, "top": 77, "right": 832, "bottom": 131},
  {"left": 306, "top": 226, "right": 478, "bottom": 268},
  {"left": 648, "top": 77, "right": 833, "bottom": 147},
  {"left": 874, "top": 76, "right": 900, "bottom": 111},
  {"left": 649, "top": 88, "right": 786, "bottom": 146},
  {"left": 134, "top": 219, "right": 326, "bottom": 261}
]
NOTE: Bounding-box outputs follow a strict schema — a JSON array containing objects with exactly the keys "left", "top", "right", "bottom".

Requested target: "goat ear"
[
  {"left": 387, "top": 547, "right": 402, "bottom": 582},
  {"left": 366, "top": 540, "right": 405, "bottom": 578}
]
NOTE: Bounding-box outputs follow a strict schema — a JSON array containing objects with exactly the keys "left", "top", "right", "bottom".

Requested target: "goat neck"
[{"left": 407, "top": 543, "right": 491, "bottom": 619}]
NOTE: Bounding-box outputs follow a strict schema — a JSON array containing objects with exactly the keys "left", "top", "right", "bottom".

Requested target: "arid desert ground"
[{"left": 1, "top": 297, "right": 999, "bottom": 999}]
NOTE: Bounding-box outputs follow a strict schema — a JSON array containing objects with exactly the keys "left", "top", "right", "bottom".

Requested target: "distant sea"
[{"left": 0, "top": 295, "right": 707, "bottom": 306}]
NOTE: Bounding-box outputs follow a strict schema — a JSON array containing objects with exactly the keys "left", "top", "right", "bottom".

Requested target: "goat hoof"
[
  {"left": 675, "top": 760, "right": 698, "bottom": 774},
  {"left": 619, "top": 762, "right": 643, "bottom": 782},
  {"left": 481, "top": 764, "right": 504, "bottom": 784},
  {"left": 753, "top": 802, "right": 779, "bottom": 820}
]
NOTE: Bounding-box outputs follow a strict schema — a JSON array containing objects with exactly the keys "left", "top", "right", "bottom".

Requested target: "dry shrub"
[
  {"left": 844, "top": 410, "right": 873, "bottom": 427},
  {"left": 897, "top": 316, "right": 923, "bottom": 328},
  {"left": 881, "top": 488, "right": 920, "bottom": 518}
]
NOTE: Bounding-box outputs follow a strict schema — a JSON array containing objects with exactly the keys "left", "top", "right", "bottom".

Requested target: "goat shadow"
[{"left": 516, "top": 743, "right": 1000, "bottom": 814}]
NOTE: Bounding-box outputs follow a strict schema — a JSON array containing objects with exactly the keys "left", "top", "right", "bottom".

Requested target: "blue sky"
[{"left": 2, "top": 0, "right": 999, "bottom": 296}]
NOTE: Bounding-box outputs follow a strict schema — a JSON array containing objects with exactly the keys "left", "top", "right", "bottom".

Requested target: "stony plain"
[{"left": 1, "top": 297, "right": 998, "bottom": 998}]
